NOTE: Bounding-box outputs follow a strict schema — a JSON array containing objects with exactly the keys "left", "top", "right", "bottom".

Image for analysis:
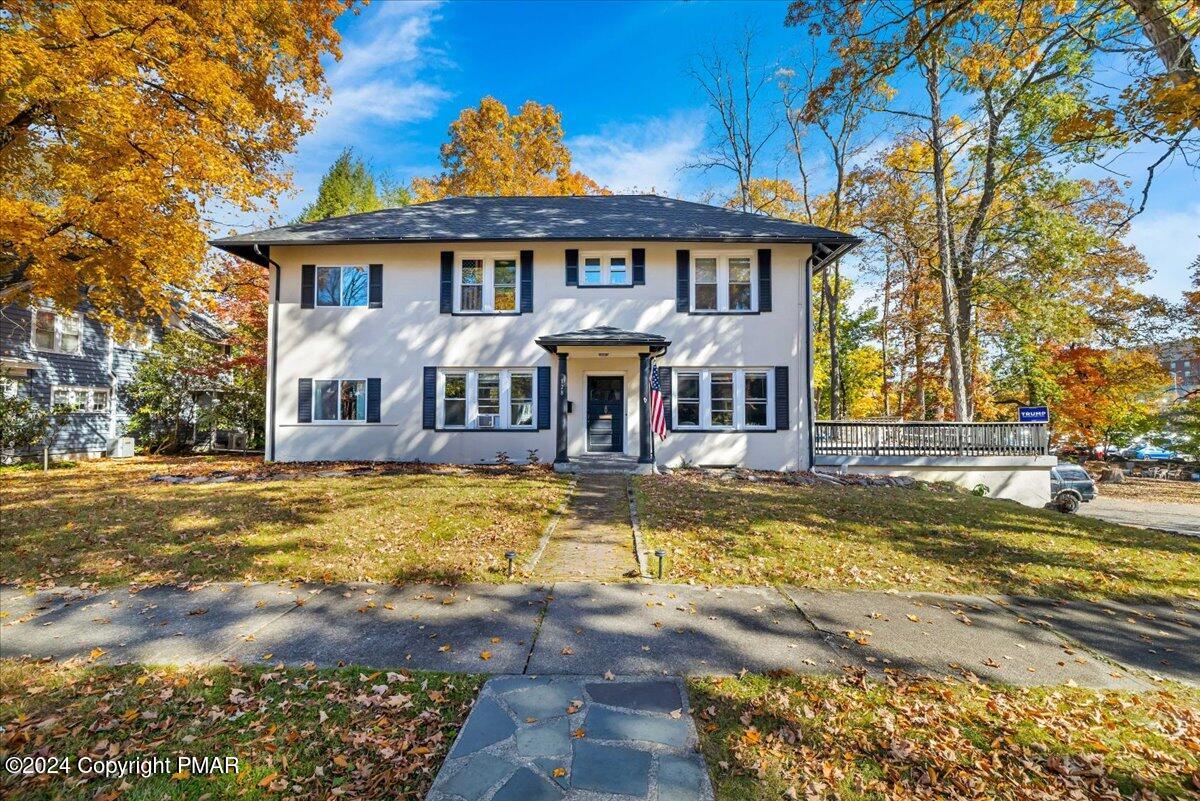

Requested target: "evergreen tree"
[{"left": 296, "top": 148, "right": 410, "bottom": 223}]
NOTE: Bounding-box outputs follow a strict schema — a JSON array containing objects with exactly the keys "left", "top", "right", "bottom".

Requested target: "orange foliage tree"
[
  {"left": 0, "top": 0, "right": 351, "bottom": 330},
  {"left": 1049, "top": 345, "right": 1170, "bottom": 450},
  {"left": 412, "top": 97, "right": 606, "bottom": 201}
]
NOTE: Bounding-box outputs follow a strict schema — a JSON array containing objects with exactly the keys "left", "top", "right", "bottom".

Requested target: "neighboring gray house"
[{"left": 0, "top": 300, "right": 226, "bottom": 459}]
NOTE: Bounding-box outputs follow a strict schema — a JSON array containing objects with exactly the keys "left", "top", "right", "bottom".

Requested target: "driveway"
[{"left": 1078, "top": 495, "right": 1200, "bottom": 537}]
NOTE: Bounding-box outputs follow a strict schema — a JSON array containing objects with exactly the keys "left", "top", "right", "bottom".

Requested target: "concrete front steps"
[{"left": 552, "top": 454, "right": 656, "bottom": 475}]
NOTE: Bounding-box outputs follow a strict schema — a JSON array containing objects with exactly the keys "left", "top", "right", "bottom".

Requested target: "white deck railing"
[{"left": 814, "top": 420, "right": 1049, "bottom": 457}]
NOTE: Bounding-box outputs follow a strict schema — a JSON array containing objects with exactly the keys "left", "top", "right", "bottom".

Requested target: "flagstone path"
[
  {"left": 426, "top": 676, "right": 711, "bottom": 801},
  {"left": 535, "top": 474, "right": 642, "bottom": 581}
]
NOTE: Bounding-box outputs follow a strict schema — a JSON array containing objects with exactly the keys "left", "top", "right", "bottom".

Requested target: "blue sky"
[{"left": 230, "top": 0, "right": 1197, "bottom": 304}]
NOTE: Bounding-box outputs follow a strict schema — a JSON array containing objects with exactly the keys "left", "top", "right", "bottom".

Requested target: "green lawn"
[
  {"left": 0, "top": 660, "right": 480, "bottom": 800},
  {"left": 635, "top": 472, "right": 1200, "bottom": 601},
  {"left": 1, "top": 457, "right": 569, "bottom": 588},
  {"left": 690, "top": 672, "right": 1200, "bottom": 800}
]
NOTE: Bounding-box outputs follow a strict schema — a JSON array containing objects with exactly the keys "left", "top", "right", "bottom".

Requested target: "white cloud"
[
  {"left": 570, "top": 111, "right": 707, "bottom": 194},
  {"left": 304, "top": 1, "right": 448, "bottom": 144},
  {"left": 1123, "top": 203, "right": 1200, "bottom": 301}
]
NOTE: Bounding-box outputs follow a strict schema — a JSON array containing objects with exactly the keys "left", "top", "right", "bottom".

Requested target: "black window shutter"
[
  {"left": 368, "top": 264, "right": 383, "bottom": 308},
  {"left": 301, "top": 265, "right": 315, "bottom": 309},
  {"left": 297, "top": 378, "right": 312, "bottom": 423},
  {"left": 774, "top": 366, "right": 789, "bottom": 430},
  {"left": 565, "top": 249, "right": 579, "bottom": 286},
  {"left": 658, "top": 365, "right": 673, "bottom": 430},
  {"left": 520, "top": 250, "right": 534, "bottom": 313},
  {"left": 366, "top": 377, "right": 381, "bottom": 423},
  {"left": 632, "top": 248, "right": 646, "bottom": 285},
  {"left": 536, "top": 365, "right": 551, "bottom": 429},
  {"left": 422, "top": 367, "right": 437, "bottom": 429},
  {"left": 757, "top": 249, "right": 772, "bottom": 312},
  {"left": 675, "top": 250, "right": 690, "bottom": 312},
  {"left": 439, "top": 252, "right": 454, "bottom": 314}
]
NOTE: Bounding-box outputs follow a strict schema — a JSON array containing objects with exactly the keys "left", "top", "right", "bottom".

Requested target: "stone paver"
[
  {"left": 1001, "top": 596, "right": 1199, "bottom": 685},
  {"left": 537, "top": 475, "right": 639, "bottom": 580},
  {"left": 427, "top": 676, "right": 713, "bottom": 801},
  {"left": 783, "top": 588, "right": 1145, "bottom": 689},
  {"left": 528, "top": 582, "right": 846, "bottom": 675}
]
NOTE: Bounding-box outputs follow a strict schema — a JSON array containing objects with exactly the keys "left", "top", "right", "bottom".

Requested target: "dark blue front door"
[{"left": 586, "top": 376, "right": 624, "bottom": 452}]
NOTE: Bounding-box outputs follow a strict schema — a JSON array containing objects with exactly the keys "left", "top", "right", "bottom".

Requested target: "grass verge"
[
  {"left": 0, "top": 659, "right": 480, "bottom": 800},
  {"left": 690, "top": 671, "right": 1200, "bottom": 800},
  {"left": 635, "top": 472, "right": 1199, "bottom": 601}
]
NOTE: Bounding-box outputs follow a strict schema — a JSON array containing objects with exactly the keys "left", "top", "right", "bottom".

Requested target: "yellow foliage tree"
[
  {"left": 0, "top": 0, "right": 350, "bottom": 329},
  {"left": 413, "top": 97, "right": 606, "bottom": 201}
]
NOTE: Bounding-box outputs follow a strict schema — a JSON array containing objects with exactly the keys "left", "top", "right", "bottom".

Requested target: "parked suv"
[{"left": 1049, "top": 464, "right": 1097, "bottom": 513}]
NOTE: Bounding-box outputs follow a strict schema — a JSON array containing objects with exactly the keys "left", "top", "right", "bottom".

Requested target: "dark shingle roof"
[
  {"left": 211, "top": 195, "right": 859, "bottom": 266},
  {"left": 535, "top": 325, "right": 670, "bottom": 353}
]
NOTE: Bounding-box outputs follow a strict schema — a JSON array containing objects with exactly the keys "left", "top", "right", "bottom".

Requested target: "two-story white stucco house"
[{"left": 211, "top": 195, "right": 857, "bottom": 471}]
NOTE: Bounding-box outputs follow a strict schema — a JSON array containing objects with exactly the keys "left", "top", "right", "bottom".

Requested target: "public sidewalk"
[{"left": 3, "top": 580, "right": 1196, "bottom": 688}]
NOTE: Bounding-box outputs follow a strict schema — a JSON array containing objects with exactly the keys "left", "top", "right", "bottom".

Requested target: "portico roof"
[{"left": 534, "top": 325, "right": 670, "bottom": 354}]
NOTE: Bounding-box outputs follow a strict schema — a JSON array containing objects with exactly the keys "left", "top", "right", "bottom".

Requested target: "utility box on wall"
[{"left": 108, "top": 437, "right": 135, "bottom": 458}]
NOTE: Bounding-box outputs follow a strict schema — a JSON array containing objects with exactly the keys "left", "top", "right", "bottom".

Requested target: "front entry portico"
[{"left": 534, "top": 326, "right": 670, "bottom": 470}]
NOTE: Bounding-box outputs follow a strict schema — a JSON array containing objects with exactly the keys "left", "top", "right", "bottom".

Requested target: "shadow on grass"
[
  {"left": 0, "top": 459, "right": 567, "bottom": 588},
  {"left": 636, "top": 475, "right": 1200, "bottom": 602}
]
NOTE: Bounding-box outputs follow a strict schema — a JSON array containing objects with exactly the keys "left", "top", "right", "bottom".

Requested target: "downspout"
[
  {"left": 804, "top": 253, "right": 817, "bottom": 472},
  {"left": 255, "top": 245, "right": 280, "bottom": 462}
]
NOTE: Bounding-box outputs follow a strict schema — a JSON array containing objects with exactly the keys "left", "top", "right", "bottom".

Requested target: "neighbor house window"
[
  {"left": 437, "top": 368, "right": 536, "bottom": 429},
  {"left": 313, "top": 379, "right": 366, "bottom": 421},
  {"left": 580, "top": 252, "right": 631, "bottom": 286},
  {"left": 672, "top": 369, "right": 773, "bottom": 430},
  {"left": 691, "top": 254, "right": 757, "bottom": 313},
  {"left": 316, "top": 265, "right": 368, "bottom": 307},
  {"left": 50, "top": 385, "right": 109, "bottom": 413},
  {"left": 456, "top": 255, "right": 519, "bottom": 313},
  {"left": 31, "top": 309, "right": 83, "bottom": 354}
]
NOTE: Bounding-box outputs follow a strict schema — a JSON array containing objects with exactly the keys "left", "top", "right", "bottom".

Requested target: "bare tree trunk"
[
  {"left": 881, "top": 257, "right": 892, "bottom": 417},
  {"left": 1123, "top": 0, "right": 1200, "bottom": 88},
  {"left": 922, "top": 53, "right": 971, "bottom": 421}
]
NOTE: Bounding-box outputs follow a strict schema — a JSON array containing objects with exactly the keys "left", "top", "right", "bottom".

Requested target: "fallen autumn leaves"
[
  {"left": 691, "top": 670, "right": 1200, "bottom": 800},
  {"left": 0, "top": 660, "right": 481, "bottom": 800}
]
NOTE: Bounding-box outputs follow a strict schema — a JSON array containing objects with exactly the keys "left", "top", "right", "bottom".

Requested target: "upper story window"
[
  {"left": 456, "top": 255, "right": 519, "bottom": 314},
  {"left": 581, "top": 252, "right": 631, "bottom": 286},
  {"left": 51, "top": 385, "right": 109, "bottom": 413},
  {"left": 313, "top": 378, "right": 366, "bottom": 421},
  {"left": 674, "top": 368, "right": 773, "bottom": 430},
  {"left": 317, "top": 265, "right": 368, "bottom": 307},
  {"left": 692, "top": 254, "right": 756, "bottom": 313},
  {"left": 31, "top": 309, "right": 83, "bottom": 355},
  {"left": 437, "top": 368, "right": 535, "bottom": 429}
]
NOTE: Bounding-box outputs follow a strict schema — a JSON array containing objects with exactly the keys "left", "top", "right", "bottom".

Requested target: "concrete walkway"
[
  {"left": 1078, "top": 496, "right": 1200, "bottom": 537},
  {"left": 3, "top": 581, "right": 1196, "bottom": 688},
  {"left": 536, "top": 475, "right": 641, "bottom": 581}
]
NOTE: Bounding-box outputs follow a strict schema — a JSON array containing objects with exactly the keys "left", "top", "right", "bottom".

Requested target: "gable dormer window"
[
  {"left": 580, "top": 252, "right": 631, "bottom": 286},
  {"left": 455, "top": 255, "right": 519, "bottom": 313},
  {"left": 316, "top": 265, "right": 368, "bottom": 307}
]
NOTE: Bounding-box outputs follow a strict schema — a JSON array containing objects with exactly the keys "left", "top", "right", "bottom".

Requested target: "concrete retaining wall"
[{"left": 813, "top": 455, "right": 1056, "bottom": 507}]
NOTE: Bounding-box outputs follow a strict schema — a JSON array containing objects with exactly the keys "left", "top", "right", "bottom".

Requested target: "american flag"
[{"left": 649, "top": 360, "right": 667, "bottom": 441}]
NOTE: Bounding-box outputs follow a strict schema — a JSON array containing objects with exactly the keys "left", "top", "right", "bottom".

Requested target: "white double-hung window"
[
  {"left": 31, "top": 309, "right": 83, "bottom": 354},
  {"left": 313, "top": 379, "right": 367, "bottom": 421},
  {"left": 438, "top": 369, "right": 535, "bottom": 429},
  {"left": 316, "top": 265, "right": 368, "bottom": 307},
  {"left": 692, "top": 254, "right": 756, "bottom": 313},
  {"left": 673, "top": 369, "right": 773, "bottom": 430},
  {"left": 580, "top": 252, "right": 631, "bottom": 286},
  {"left": 456, "top": 255, "right": 519, "bottom": 313}
]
